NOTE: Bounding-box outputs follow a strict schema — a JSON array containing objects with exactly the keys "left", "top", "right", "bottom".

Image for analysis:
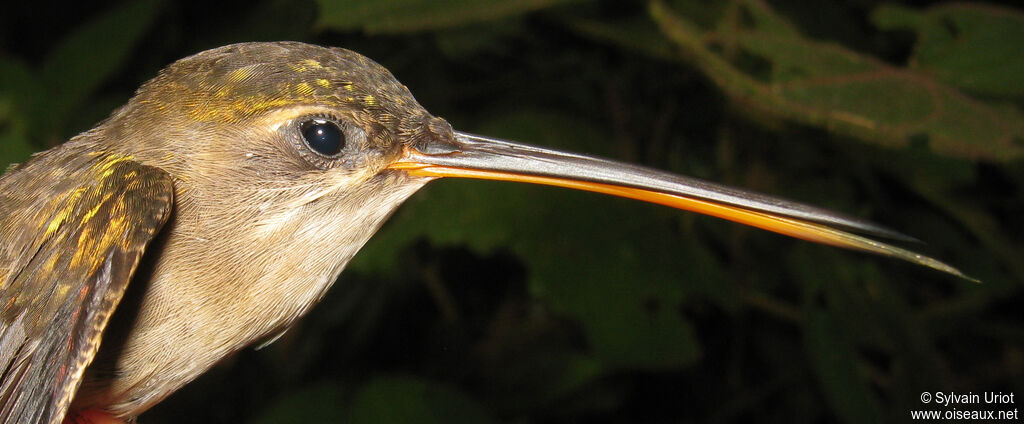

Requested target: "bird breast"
[{"left": 74, "top": 169, "right": 428, "bottom": 417}]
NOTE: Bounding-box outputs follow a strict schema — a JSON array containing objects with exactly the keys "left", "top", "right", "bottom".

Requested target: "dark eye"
[{"left": 300, "top": 118, "right": 345, "bottom": 156}]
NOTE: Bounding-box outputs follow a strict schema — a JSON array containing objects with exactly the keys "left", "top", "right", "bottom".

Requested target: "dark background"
[{"left": 1, "top": 0, "right": 1022, "bottom": 422}]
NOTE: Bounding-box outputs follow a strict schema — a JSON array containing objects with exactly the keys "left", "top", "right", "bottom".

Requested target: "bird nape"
[{"left": 0, "top": 41, "right": 972, "bottom": 424}]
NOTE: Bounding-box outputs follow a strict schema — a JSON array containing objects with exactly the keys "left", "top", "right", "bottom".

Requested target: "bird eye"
[{"left": 299, "top": 118, "right": 345, "bottom": 156}]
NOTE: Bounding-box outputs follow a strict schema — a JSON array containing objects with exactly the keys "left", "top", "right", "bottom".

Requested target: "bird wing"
[{"left": 0, "top": 152, "right": 173, "bottom": 424}]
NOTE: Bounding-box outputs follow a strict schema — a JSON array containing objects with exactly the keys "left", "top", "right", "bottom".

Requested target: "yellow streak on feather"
[
  {"left": 187, "top": 95, "right": 297, "bottom": 121},
  {"left": 98, "top": 155, "right": 131, "bottom": 178},
  {"left": 228, "top": 67, "right": 253, "bottom": 82},
  {"left": 41, "top": 248, "right": 62, "bottom": 275},
  {"left": 108, "top": 212, "right": 128, "bottom": 249},
  {"left": 52, "top": 265, "right": 69, "bottom": 298},
  {"left": 41, "top": 156, "right": 131, "bottom": 241},
  {"left": 79, "top": 194, "right": 107, "bottom": 224},
  {"left": 299, "top": 58, "right": 323, "bottom": 70},
  {"left": 294, "top": 82, "right": 314, "bottom": 96},
  {"left": 42, "top": 187, "right": 84, "bottom": 239},
  {"left": 71, "top": 227, "right": 93, "bottom": 269}
]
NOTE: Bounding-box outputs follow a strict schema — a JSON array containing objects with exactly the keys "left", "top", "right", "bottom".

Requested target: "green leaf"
[
  {"left": 41, "top": 0, "right": 164, "bottom": 127},
  {"left": 253, "top": 383, "right": 347, "bottom": 424},
  {"left": 316, "top": 0, "right": 583, "bottom": 33},
  {"left": 202, "top": 0, "right": 318, "bottom": 46},
  {"left": 803, "top": 306, "right": 883, "bottom": 424},
  {"left": 792, "top": 246, "right": 954, "bottom": 422},
  {"left": 0, "top": 58, "right": 39, "bottom": 115},
  {"left": 566, "top": 17, "right": 677, "bottom": 61},
  {"left": 649, "top": 0, "right": 1024, "bottom": 161},
  {"left": 347, "top": 376, "right": 496, "bottom": 424},
  {"left": 0, "top": 61, "right": 35, "bottom": 170},
  {"left": 727, "top": 0, "right": 799, "bottom": 37},
  {"left": 873, "top": 4, "right": 1024, "bottom": 100},
  {"left": 0, "top": 123, "right": 33, "bottom": 173}
]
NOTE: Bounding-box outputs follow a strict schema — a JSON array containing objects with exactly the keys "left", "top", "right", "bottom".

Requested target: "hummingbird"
[{"left": 0, "top": 42, "right": 970, "bottom": 424}]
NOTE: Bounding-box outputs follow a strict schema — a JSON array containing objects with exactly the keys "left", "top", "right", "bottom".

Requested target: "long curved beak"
[{"left": 389, "top": 131, "right": 974, "bottom": 281}]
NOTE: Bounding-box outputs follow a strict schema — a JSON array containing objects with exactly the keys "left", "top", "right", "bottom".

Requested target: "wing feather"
[{"left": 0, "top": 151, "right": 173, "bottom": 424}]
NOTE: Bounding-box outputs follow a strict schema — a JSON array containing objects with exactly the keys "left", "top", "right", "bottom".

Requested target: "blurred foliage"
[
  {"left": 1, "top": 0, "right": 1021, "bottom": 423},
  {"left": 315, "top": 0, "right": 584, "bottom": 33},
  {"left": 651, "top": 0, "right": 1023, "bottom": 161},
  {"left": 873, "top": 3, "right": 1024, "bottom": 100}
]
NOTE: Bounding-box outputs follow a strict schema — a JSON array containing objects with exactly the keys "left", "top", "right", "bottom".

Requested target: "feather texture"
[{"left": 0, "top": 150, "right": 172, "bottom": 424}]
